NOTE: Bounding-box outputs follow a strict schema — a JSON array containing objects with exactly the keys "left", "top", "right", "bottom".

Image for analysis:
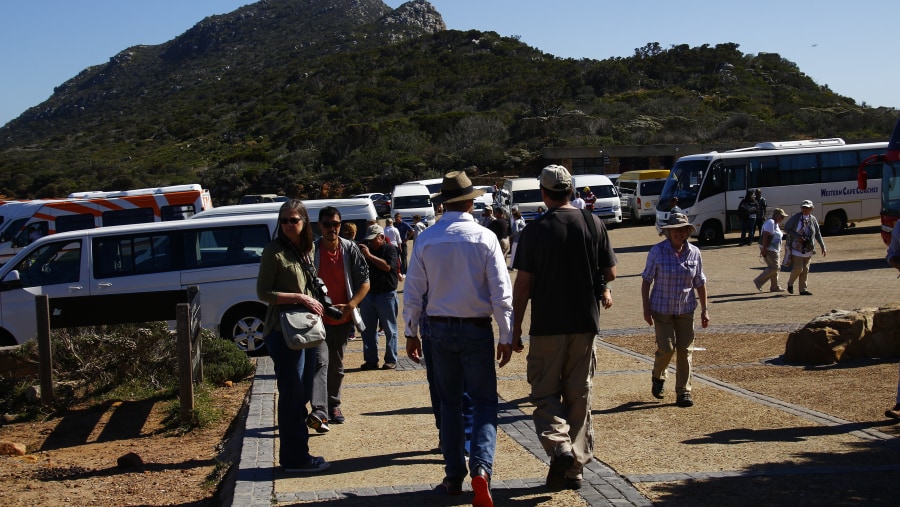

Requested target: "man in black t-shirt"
[
  {"left": 512, "top": 164, "right": 617, "bottom": 492},
  {"left": 358, "top": 224, "right": 400, "bottom": 370}
]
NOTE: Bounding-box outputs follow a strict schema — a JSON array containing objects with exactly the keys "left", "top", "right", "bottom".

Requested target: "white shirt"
[
  {"left": 384, "top": 225, "right": 402, "bottom": 246},
  {"left": 761, "top": 218, "right": 782, "bottom": 253},
  {"left": 403, "top": 211, "right": 513, "bottom": 344},
  {"left": 571, "top": 197, "right": 585, "bottom": 209}
]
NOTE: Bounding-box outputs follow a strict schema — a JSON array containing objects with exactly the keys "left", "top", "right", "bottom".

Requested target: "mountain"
[{"left": 1, "top": 0, "right": 897, "bottom": 203}]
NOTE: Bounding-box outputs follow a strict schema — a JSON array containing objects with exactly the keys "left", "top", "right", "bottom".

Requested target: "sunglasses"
[
  {"left": 320, "top": 221, "right": 342, "bottom": 229},
  {"left": 279, "top": 217, "right": 303, "bottom": 225}
]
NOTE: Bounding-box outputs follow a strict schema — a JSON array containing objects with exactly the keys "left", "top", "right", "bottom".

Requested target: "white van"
[
  {"left": 391, "top": 183, "right": 436, "bottom": 226},
  {"left": 192, "top": 198, "right": 377, "bottom": 241},
  {"left": 571, "top": 174, "right": 622, "bottom": 227},
  {"left": 502, "top": 178, "right": 544, "bottom": 222},
  {"left": 0, "top": 216, "right": 277, "bottom": 353},
  {"left": 617, "top": 170, "right": 670, "bottom": 224}
]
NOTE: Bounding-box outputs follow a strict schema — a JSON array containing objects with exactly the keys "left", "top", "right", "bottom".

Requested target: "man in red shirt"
[
  {"left": 312, "top": 206, "right": 371, "bottom": 426},
  {"left": 582, "top": 186, "right": 597, "bottom": 210}
]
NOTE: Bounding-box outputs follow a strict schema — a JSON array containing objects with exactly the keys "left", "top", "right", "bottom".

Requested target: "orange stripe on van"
[{"left": 43, "top": 202, "right": 101, "bottom": 216}]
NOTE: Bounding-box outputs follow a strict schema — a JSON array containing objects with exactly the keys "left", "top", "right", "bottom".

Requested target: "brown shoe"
[{"left": 886, "top": 404, "right": 900, "bottom": 420}]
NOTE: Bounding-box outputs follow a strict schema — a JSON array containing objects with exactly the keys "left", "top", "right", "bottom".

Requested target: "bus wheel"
[
  {"left": 822, "top": 211, "right": 846, "bottom": 236},
  {"left": 698, "top": 221, "right": 723, "bottom": 244},
  {"left": 221, "top": 303, "right": 268, "bottom": 356}
]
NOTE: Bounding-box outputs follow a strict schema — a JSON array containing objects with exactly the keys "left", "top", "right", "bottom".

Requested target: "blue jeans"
[
  {"left": 360, "top": 291, "right": 399, "bottom": 365},
  {"left": 429, "top": 319, "right": 497, "bottom": 479},
  {"left": 264, "top": 330, "right": 317, "bottom": 467},
  {"left": 423, "top": 333, "right": 473, "bottom": 453},
  {"left": 740, "top": 218, "right": 756, "bottom": 244}
]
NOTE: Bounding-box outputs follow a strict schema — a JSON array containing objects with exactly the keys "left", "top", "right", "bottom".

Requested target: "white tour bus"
[
  {"left": 191, "top": 198, "right": 377, "bottom": 241},
  {"left": 656, "top": 138, "right": 887, "bottom": 243},
  {"left": 0, "top": 215, "right": 278, "bottom": 354}
]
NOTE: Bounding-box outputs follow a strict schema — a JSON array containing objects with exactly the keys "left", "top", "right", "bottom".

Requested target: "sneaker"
[
  {"left": 885, "top": 404, "right": 900, "bottom": 420},
  {"left": 329, "top": 407, "right": 345, "bottom": 424},
  {"left": 437, "top": 476, "right": 463, "bottom": 495},
  {"left": 651, "top": 377, "right": 665, "bottom": 399},
  {"left": 306, "top": 412, "right": 330, "bottom": 433},
  {"left": 381, "top": 362, "right": 397, "bottom": 370},
  {"left": 787, "top": 285, "right": 794, "bottom": 294},
  {"left": 472, "top": 466, "right": 493, "bottom": 507},
  {"left": 800, "top": 290, "right": 813, "bottom": 296},
  {"left": 546, "top": 450, "right": 575, "bottom": 491},
  {"left": 360, "top": 362, "right": 379, "bottom": 371},
  {"left": 564, "top": 477, "right": 583, "bottom": 490},
  {"left": 676, "top": 392, "right": 694, "bottom": 408},
  {"left": 283, "top": 456, "right": 330, "bottom": 473},
  {"left": 771, "top": 287, "right": 786, "bottom": 293}
]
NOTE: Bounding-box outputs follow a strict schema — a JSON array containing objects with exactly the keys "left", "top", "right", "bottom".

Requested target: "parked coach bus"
[
  {"left": 656, "top": 138, "right": 886, "bottom": 243},
  {"left": 858, "top": 118, "right": 900, "bottom": 244},
  {"left": 0, "top": 184, "right": 212, "bottom": 264}
]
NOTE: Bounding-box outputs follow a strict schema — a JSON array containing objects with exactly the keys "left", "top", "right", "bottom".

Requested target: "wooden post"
[
  {"left": 35, "top": 295, "right": 55, "bottom": 405},
  {"left": 177, "top": 286, "right": 201, "bottom": 423}
]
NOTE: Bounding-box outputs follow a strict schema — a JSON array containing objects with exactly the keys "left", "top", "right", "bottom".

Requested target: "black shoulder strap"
[{"left": 580, "top": 209, "right": 601, "bottom": 285}]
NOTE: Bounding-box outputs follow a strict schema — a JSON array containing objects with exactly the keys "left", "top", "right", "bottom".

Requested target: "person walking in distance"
[
  {"left": 783, "top": 200, "right": 826, "bottom": 295},
  {"left": 393, "top": 212, "right": 414, "bottom": 276},
  {"left": 256, "top": 200, "right": 330, "bottom": 473},
  {"left": 753, "top": 208, "right": 787, "bottom": 293},
  {"left": 754, "top": 188, "right": 768, "bottom": 238},
  {"left": 512, "top": 165, "right": 617, "bottom": 491},
  {"left": 404, "top": 170, "right": 515, "bottom": 507},
  {"left": 642, "top": 213, "right": 709, "bottom": 408},
  {"left": 737, "top": 189, "right": 759, "bottom": 245},
  {"left": 487, "top": 206, "right": 510, "bottom": 258},
  {"left": 312, "top": 206, "right": 370, "bottom": 425},
  {"left": 358, "top": 224, "right": 400, "bottom": 370},
  {"left": 581, "top": 186, "right": 596, "bottom": 210}
]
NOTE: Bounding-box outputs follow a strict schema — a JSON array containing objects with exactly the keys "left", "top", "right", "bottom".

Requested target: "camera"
[{"left": 309, "top": 276, "right": 344, "bottom": 320}]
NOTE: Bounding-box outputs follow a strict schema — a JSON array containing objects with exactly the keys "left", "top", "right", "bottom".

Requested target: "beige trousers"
[
  {"left": 527, "top": 332, "right": 596, "bottom": 480},
  {"left": 651, "top": 312, "right": 695, "bottom": 394}
]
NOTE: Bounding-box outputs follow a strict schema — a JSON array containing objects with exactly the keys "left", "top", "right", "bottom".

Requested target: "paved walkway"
[{"left": 226, "top": 322, "right": 900, "bottom": 506}]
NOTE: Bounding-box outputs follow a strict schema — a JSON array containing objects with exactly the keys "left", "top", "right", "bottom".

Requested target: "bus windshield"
[{"left": 658, "top": 159, "right": 710, "bottom": 210}]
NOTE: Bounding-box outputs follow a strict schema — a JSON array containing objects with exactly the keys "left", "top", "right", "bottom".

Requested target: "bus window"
[
  {"left": 56, "top": 213, "right": 96, "bottom": 233},
  {"left": 750, "top": 156, "right": 778, "bottom": 187},
  {"left": 161, "top": 204, "right": 196, "bottom": 221},
  {"left": 724, "top": 161, "right": 749, "bottom": 192},
  {"left": 102, "top": 208, "right": 155, "bottom": 227}
]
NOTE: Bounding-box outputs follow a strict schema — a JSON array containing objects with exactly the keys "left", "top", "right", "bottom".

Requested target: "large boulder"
[
  {"left": 784, "top": 304, "right": 900, "bottom": 364},
  {"left": 784, "top": 308, "right": 873, "bottom": 364}
]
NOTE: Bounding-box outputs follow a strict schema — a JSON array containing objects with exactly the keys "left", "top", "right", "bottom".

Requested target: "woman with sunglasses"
[{"left": 257, "top": 199, "right": 330, "bottom": 473}]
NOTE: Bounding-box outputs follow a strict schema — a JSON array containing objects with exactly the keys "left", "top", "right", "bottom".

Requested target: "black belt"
[{"left": 427, "top": 316, "right": 492, "bottom": 327}]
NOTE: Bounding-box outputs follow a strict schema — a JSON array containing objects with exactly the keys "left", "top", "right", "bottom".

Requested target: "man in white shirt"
[
  {"left": 570, "top": 191, "right": 585, "bottom": 209},
  {"left": 403, "top": 170, "right": 514, "bottom": 507}
]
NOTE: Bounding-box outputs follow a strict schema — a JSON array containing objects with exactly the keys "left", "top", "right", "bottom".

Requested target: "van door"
[
  {"left": 0, "top": 238, "right": 86, "bottom": 344},
  {"left": 89, "top": 231, "right": 184, "bottom": 324}
]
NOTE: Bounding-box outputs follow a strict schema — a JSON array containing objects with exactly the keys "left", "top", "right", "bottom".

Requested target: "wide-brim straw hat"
[{"left": 431, "top": 171, "right": 486, "bottom": 204}]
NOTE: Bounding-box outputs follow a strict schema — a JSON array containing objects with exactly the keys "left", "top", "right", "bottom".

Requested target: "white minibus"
[
  {"left": 0, "top": 215, "right": 280, "bottom": 353},
  {"left": 390, "top": 183, "right": 436, "bottom": 226},
  {"left": 191, "top": 198, "right": 377, "bottom": 241},
  {"left": 656, "top": 138, "right": 886, "bottom": 243},
  {"left": 571, "top": 174, "right": 622, "bottom": 227}
]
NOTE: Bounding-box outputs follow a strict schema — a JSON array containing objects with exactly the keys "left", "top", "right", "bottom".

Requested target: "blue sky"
[{"left": 2, "top": 0, "right": 896, "bottom": 127}]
